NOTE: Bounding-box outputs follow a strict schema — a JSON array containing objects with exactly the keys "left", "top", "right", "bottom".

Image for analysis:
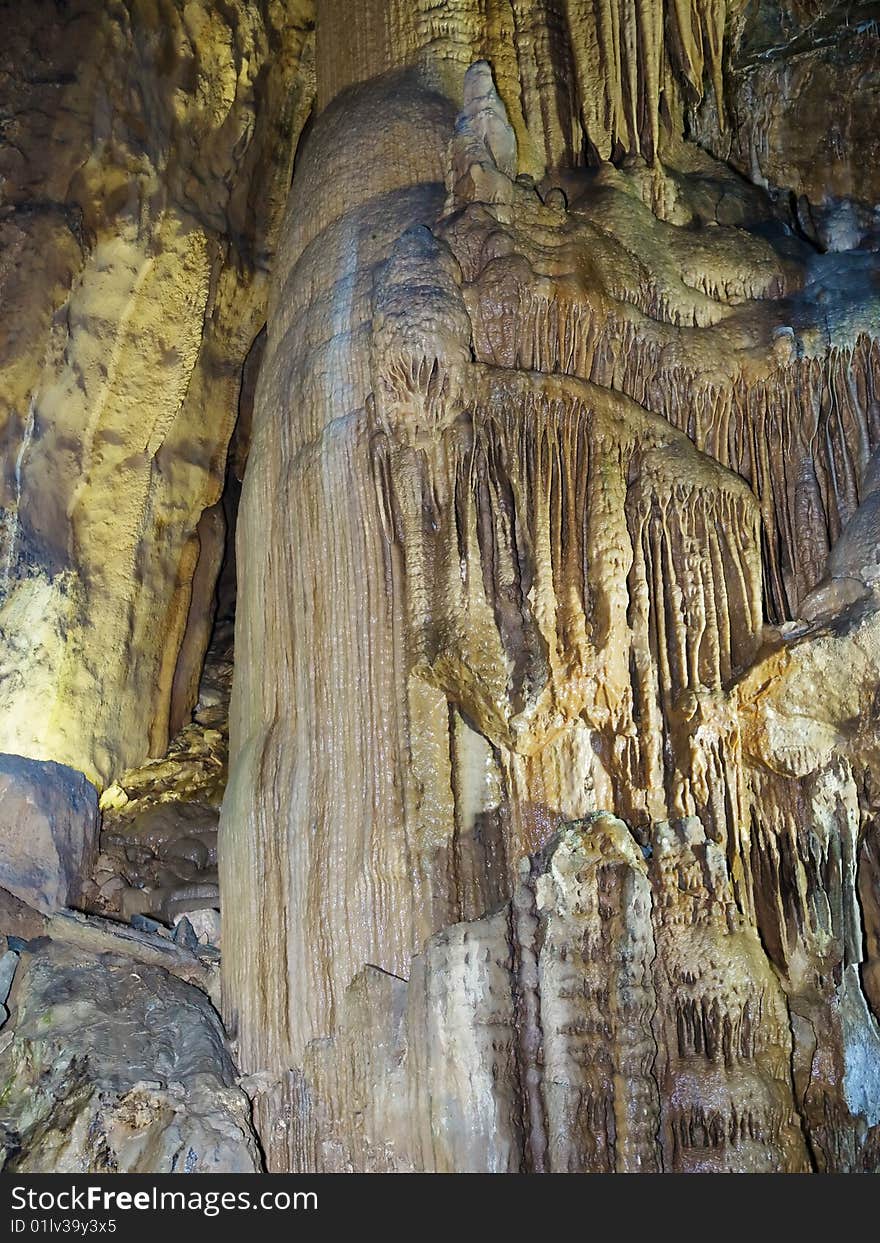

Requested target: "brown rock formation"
[
  {"left": 0, "top": 754, "right": 97, "bottom": 914},
  {"left": 0, "top": 939, "right": 256, "bottom": 1173},
  {"left": 694, "top": 1, "right": 880, "bottom": 250},
  {"left": 0, "top": 0, "right": 878, "bottom": 1175},
  {"left": 256, "top": 817, "right": 810, "bottom": 1172},
  {"left": 221, "top": 0, "right": 880, "bottom": 1173}
]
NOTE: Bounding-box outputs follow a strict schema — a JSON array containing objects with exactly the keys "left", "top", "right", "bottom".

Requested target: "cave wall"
[
  {"left": 0, "top": 0, "right": 878, "bottom": 1176},
  {"left": 222, "top": 0, "right": 880, "bottom": 1172},
  {"left": 0, "top": 0, "right": 314, "bottom": 787},
  {"left": 693, "top": 0, "right": 880, "bottom": 250}
]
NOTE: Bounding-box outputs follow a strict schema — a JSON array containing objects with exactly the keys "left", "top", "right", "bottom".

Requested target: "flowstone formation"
[
  {"left": 0, "top": 0, "right": 314, "bottom": 1174},
  {"left": 0, "top": 0, "right": 878, "bottom": 1177},
  {"left": 223, "top": 0, "right": 880, "bottom": 1173}
]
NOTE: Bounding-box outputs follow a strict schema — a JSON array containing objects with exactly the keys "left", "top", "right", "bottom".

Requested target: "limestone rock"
[
  {"left": 0, "top": 940, "right": 257, "bottom": 1173},
  {"left": 0, "top": 0, "right": 315, "bottom": 787},
  {"left": 257, "top": 818, "right": 809, "bottom": 1173},
  {"left": 448, "top": 61, "right": 518, "bottom": 206},
  {"left": 221, "top": 0, "right": 880, "bottom": 1175},
  {"left": 0, "top": 755, "right": 98, "bottom": 915},
  {"left": 800, "top": 444, "right": 880, "bottom": 619},
  {"left": 95, "top": 800, "right": 220, "bottom": 926},
  {"left": 694, "top": 1, "right": 880, "bottom": 249},
  {"left": 3, "top": 0, "right": 880, "bottom": 1178},
  {"left": 370, "top": 226, "right": 472, "bottom": 434},
  {"left": 174, "top": 909, "right": 221, "bottom": 949}
]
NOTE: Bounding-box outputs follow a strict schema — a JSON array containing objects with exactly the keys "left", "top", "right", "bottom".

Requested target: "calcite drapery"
[
  {"left": 314, "top": 0, "right": 739, "bottom": 167},
  {"left": 223, "top": 2, "right": 880, "bottom": 1172},
  {"left": 255, "top": 816, "right": 810, "bottom": 1173}
]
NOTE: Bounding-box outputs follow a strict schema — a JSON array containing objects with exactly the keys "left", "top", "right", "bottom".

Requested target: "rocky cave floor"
[
  {"left": 84, "top": 619, "right": 233, "bottom": 947},
  {"left": 0, "top": 620, "right": 258, "bottom": 1172}
]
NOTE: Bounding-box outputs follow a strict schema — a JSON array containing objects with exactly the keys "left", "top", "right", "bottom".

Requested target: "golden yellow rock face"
[
  {"left": 0, "top": 0, "right": 314, "bottom": 786},
  {"left": 222, "top": 2, "right": 880, "bottom": 1172},
  {"left": 314, "top": 0, "right": 739, "bottom": 167}
]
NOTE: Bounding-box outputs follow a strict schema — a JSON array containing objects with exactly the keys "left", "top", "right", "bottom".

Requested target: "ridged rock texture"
[
  {"left": 0, "top": 0, "right": 879, "bottom": 1176},
  {"left": 221, "top": 0, "right": 880, "bottom": 1173},
  {"left": 0, "top": 0, "right": 315, "bottom": 1174}
]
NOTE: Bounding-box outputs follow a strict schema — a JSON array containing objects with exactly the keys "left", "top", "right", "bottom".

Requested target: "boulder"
[
  {"left": 174, "top": 908, "right": 221, "bottom": 948},
  {"left": 0, "top": 754, "right": 98, "bottom": 914},
  {"left": 0, "top": 940, "right": 259, "bottom": 1173}
]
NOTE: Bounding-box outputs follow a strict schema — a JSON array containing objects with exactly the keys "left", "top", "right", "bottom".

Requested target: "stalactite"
[
  {"left": 220, "top": 0, "right": 880, "bottom": 1175},
  {"left": 445, "top": 186, "right": 880, "bottom": 619},
  {"left": 563, "top": 0, "right": 733, "bottom": 160}
]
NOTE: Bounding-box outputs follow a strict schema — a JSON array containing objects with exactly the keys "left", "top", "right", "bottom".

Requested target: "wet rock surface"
[
  {"left": 1, "top": 0, "right": 880, "bottom": 1176},
  {"left": 694, "top": 1, "right": 880, "bottom": 250},
  {"left": 264, "top": 817, "right": 816, "bottom": 1173},
  {"left": 92, "top": 801, "right": 221, "bottom": 928},
  {"left": 0, "top": 937, "right": 258, "bottom": 1173},
  {"left": 223, "top": 0, "right": 880, "bottom": 1174}
]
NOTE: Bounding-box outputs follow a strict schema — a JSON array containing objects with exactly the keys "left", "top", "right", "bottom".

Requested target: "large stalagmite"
[{"left": 221, "top": 0, "right": 880, "bottom": 1172}]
